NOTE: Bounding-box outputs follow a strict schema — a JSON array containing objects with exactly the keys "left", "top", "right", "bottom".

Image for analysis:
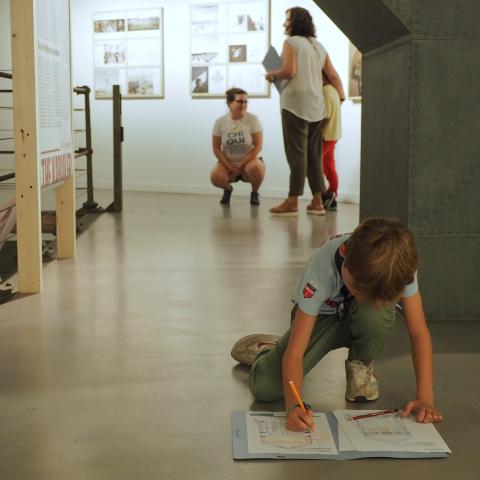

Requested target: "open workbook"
[{"left": 232, "top": 410, "right": 451, "bottom": 460}]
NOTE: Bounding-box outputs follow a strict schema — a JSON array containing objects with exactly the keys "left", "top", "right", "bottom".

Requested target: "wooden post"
[
  {"left": 56, "top": 0, "right": 76, "bottom": 260},
  {"left": 56, "top": 174, "right": 76, "bottom": 259},
  {"left": 11, "top": 0, "right": 42, "bottom": 292}
]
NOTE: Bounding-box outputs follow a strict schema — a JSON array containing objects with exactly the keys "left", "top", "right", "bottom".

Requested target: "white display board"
[
  {"left": 190, "top": 0, "right": 270, "bottom": 98},
  {"left": 93, "top": 8, "right": 164, "bottom": 99},
  {"left": 36, "top": 0, "right": 74, "bottom": 188}
]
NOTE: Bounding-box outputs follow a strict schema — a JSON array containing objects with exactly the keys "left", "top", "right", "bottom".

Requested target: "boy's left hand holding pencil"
[{"left": 286, "top": 380, "right": 316, "bottom": 432}]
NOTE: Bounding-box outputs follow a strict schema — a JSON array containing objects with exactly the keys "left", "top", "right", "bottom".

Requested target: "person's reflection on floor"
[{"left": 309, "top": 212, "right": 334, "bottom": 249}]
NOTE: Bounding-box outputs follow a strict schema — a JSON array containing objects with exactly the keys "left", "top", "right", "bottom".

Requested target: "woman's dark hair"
[
  {"left": 287, "top": 7, "right": 316, "bottom": 37},
  {"left": 225, "top": 87, "right": 247, "bottom": 105}
]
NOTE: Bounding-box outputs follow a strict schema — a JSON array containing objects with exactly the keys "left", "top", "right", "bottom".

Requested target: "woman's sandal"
[
  {"left": 306, "top": 202, "right": 326, "bottom": 216},
  {"left": 269, "top": 201, "right": 298, "bottom": 216}
]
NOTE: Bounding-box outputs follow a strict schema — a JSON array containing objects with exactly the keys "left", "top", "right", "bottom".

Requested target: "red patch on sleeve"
[{"left": 303, "top": 282, "right": 317, "bottom": 299}]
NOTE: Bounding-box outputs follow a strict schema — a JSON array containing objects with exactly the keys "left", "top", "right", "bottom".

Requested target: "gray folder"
[{"left": 262, "top": 46, "right": 289, "bottom": 94}]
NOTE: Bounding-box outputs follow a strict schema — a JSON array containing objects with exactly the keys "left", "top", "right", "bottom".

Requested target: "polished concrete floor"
[{"left": 0, "top": 191, "right": 479, "bottom": 479}]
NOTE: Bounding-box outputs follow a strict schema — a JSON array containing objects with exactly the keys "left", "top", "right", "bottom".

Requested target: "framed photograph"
[
  {"left": 190, "top": 0, "right": 270, "bottom": 98},
  {"left": 348, "top": 43, "right": 362, "bottom": 102},
  {"left": 94, "top": 67, "right": 126, "bottom": 97},
  {"left": 94, "top": 18, "right": 125, "bottom": 34},
  {"left": 191, "top": 66, "right": 209, "bottom": 93},
  {"left": 229, "top": 44, "right": 247, "bottom": 62},
  {"left": 93, "top": 8, "right": 164, "bottom": 99}
]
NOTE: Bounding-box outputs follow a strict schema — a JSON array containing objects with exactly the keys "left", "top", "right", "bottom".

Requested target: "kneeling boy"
[{"left": 232, "top": 218, "right": 443, "bottom": 431}]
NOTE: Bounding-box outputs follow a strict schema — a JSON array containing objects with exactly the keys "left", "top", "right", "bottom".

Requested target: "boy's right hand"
[{"left": 286, "top": 406, "right": 316, "bottom": 432}]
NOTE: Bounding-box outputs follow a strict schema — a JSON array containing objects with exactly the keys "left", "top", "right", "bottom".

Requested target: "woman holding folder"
[{"left": 266, "top": 7, "right": 345, "bottom": 216}]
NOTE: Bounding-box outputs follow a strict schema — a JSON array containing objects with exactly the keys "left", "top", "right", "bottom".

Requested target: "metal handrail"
[
  {"left": 0, "top": 172, "right": 14, "bottom": 182},
  {"left": 73, "top": 85, "right": 98, "bottom": 210}
]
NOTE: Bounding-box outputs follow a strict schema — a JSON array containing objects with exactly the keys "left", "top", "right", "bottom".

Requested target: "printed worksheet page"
[
  {"left": 246, "top": 412, "right": 338, "bottom": 455},
  {"left": 334, "top": 410, "right": 451, "bottom": 454}
]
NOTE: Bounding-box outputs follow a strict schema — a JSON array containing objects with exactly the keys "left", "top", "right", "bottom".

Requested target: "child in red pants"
[{"left": 322, "top": 75, "right": 342, "bottom": 210}]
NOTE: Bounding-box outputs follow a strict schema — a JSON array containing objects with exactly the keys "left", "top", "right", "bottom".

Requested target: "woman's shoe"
[
  {"left": 220, "top": 187, "right": 233, "bottom": 204},
  {"left": 269, "top": 201, "right": 298, "bottom": 216},
  {"left": 306, "top": 202, "right": 326, "bottom": 215},
  {"left": 250, "top": 191, "right": 260, "bottom": 205}
]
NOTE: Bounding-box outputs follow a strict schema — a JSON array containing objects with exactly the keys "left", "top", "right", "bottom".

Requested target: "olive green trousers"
[{"left": 249, "top": 301, "right": 396, "bottom": 402}]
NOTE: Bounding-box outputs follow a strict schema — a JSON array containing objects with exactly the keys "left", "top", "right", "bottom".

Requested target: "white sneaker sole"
[{"left": 345, "top": 392, "right": 380, "bottom": 402}]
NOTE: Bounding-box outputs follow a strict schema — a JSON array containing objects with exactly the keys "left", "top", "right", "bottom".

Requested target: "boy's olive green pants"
[{"left": 249, "top": 301, "right": 397, "bottom": 402}]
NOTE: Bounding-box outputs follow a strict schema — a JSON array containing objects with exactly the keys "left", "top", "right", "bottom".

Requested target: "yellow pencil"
[{"left": 288, "top": 380, "right": 306, "bottom": 413}]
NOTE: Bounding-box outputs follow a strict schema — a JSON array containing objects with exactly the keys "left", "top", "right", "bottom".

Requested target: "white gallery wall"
[{"left": 0, "top": 0, "right": 361, "bottom": 203}]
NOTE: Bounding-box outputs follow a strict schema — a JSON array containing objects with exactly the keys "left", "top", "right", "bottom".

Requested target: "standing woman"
[
  {"left": 266, "top": 7, "right": 345, "bottom": 215},
  {"left": 211, "top": 88, "right": 265, "bottom": 205}
]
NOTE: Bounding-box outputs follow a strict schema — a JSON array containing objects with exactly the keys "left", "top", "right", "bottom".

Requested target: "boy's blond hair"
[{"left": 344, "top": 218, "right": 418, "bottom": 305}]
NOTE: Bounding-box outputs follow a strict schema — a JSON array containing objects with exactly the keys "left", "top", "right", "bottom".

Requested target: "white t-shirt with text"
[{"left": 212, "top": 112, "right": 262, "bottom": 163}]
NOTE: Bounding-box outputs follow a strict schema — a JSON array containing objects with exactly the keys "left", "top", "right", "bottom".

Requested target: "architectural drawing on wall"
[
  {"left": 348, "top": 42, "right": 362, "bottom": 101},
  {"left": 190, "top": 0, "right": 270, "bottom": 98},
  {"left": 93, "top": 8, "right": 164, "bottom": 99}
]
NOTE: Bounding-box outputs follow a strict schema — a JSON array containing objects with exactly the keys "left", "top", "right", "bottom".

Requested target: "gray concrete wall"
[
  {"left": 360, "top": 38, "right": 411, "bottom": 222},
  {"left": 315, "top": 0, "right": 480, "bottom": 320}
]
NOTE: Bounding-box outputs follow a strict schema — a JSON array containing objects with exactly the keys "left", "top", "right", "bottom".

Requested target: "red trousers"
[{"left": 322, "top": 140, "right": 338, "bottom": 195}]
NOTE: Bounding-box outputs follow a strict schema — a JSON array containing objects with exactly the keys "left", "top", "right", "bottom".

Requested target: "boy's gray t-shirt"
[{"left": 293, "top": 234, "right": 419, "bottom": 316}]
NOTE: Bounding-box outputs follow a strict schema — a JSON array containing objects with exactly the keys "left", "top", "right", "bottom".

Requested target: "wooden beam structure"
[
  {"left": 11, "top": 0, "right": 42, "bottom": 292},
  {"left": 10, "top": 0, "right": 76, "bottom": 292}
]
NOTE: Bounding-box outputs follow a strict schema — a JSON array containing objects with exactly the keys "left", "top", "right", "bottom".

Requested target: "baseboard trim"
[{"left": 93, "top": 181, "right": 360, "bottom": 204}]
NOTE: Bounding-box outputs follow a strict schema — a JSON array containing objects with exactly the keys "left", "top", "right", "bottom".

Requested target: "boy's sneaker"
[
  {"left": 220, "top": 187, "right": 233, "bottom": 204},
  {"left": 250, "top": 191, "right": 260, "bottom": 205},
  {"left": 322, "top": 191, "right": 336, "bottom": 210},
  {"left": 345, "top": 359, "right": 380, "bottom": 402},
  {"left": 231, "top": 334, "right": 280, "bottom": 366},
  {"left": 328, "top": 199, "right": 337, "bottom": 211}
]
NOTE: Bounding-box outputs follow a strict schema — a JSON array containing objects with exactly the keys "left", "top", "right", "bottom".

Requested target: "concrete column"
[{"left": 314, "top": 0, "right": 480, "bottom": 320}]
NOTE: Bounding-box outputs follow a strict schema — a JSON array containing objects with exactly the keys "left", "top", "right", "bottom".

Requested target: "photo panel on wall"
[
  {"left": 348, "top": 42, "right": 362, "bottom": 102},
  {"left": 190, "top": 0, "right": 270, "bottom": 98},
  {"left": 93, "top": 8, "right": 164, "bottom": 99}
]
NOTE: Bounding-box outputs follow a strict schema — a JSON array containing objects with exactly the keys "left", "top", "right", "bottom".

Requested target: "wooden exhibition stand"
[{"left": 11, "top": 0, "right": 75, "bottom": 293}]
